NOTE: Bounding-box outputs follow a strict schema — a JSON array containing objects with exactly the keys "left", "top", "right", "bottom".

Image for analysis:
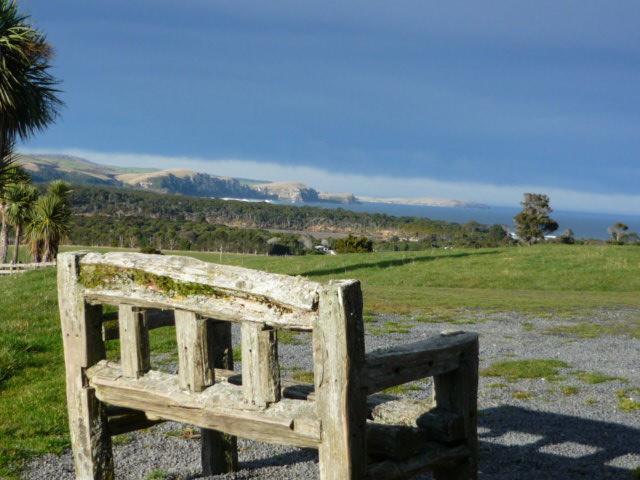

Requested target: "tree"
[
  {"left": 513, "top": 193, "right": 558, "bottom": 244},
  {"left": 3, "top": 181, "right": 37, "bottom": 263},
  {"left": 26, "top": 181, "right": 72, "bottom": 261},
  {"left": 607, "top": 222, "right": 629, "bottom": 243},
  {"left": 0, "top": 0, "right": 62, "bottom": 261},
  {"left": 559, "top": 228, "right": 575, "bottom": 244},
  {"left": 0, "top": 164, "right": 29, "bottom": 261}
]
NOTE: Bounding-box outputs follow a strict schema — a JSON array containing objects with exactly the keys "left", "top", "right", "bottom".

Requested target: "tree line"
[
  {"left": 68, "top": 185, "right": 512, "bottom": 247},
  {"left": 69, "top": 215, "right": 307, "bottom": 255}
]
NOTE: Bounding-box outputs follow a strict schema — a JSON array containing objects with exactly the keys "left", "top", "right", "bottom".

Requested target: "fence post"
[
  {"left": 58, "top": 252, "right": 114, "bottom": 480},
  {"left": 432, "top": 333, "right": 479, "bottom": 480},
  {"left": 314, "top": 280, "right": 367, "bottom": 480}
]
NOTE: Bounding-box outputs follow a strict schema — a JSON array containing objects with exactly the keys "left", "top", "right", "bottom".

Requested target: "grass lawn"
[{"left": 2, "top": 243, "right": 640, "bottom": 476}]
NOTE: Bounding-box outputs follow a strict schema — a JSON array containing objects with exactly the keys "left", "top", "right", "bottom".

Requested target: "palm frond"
[{"left": 0, "top": 0, "right": 63, "bottom": 141}]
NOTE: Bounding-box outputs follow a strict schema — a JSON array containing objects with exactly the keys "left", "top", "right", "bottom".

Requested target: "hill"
[
  {"left": 17, "top": 153, "right": 151, "bottom": 186},
  {"left": 16, "top": 154, "right": 357, "bottom": 204}
]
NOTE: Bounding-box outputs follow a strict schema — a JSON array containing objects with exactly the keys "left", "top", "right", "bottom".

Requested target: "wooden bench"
[{"left": 58, "top": 251, "right": 479, "bottom": 479}]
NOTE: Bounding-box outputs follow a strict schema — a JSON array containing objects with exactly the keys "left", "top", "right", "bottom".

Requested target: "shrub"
[{"left": 334, "top": 234, "right": 373, "bottom": 253}]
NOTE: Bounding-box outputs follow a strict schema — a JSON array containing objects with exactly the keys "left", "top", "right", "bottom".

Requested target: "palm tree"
[
  {"left": 0, "top": 163, "right": 30, "bottom": 261},
  {"left": 27, "top": 181, "right": 72, "bottom": 262},
  {"left": 4, "top": 180, "right": 37, "bottom": 263},
  {"left": 0, "top": 0, "right": 62, "bottom": 261}
]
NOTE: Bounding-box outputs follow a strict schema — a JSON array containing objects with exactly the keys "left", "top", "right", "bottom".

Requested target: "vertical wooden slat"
[
  {"left": 314, "top": 280, "right": 367, "bottom": 480},
  {"left": 432, "top": 333, "right": 480, "bottom": 480},
  {"left": 175, "top": 310, "right": 214, "bottom": 392},
  {"left": 58, "top": 252, "right": 114, "bottom": 480},
  {"left": 201, "top": 320, "right": 239, "bottom": 475},
  {"left": 241, "top": 322, "right": 280, "bottom": 407},
  {"left": 118, "top": 305, "right": 150, "bottom": 378}
]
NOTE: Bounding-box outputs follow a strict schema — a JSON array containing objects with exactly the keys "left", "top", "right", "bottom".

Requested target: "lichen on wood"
[
  {"left": 79, "top": 264, "right": 296, "bottom": 317},
  {"left": 79, "top": 264, "right": 225, "bottom": 299}
]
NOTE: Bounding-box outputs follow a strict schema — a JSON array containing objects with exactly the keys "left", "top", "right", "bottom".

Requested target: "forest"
[{"left": 65, "top": 185, "right": 511, "bottom": 252}]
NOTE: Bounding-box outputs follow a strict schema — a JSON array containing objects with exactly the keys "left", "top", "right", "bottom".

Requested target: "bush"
[
  {"left": 334, "top": 234, "right": 373, "bottom": 253},
  {"left": 139, "top": 246, "right": 163, "bottom": 255}
]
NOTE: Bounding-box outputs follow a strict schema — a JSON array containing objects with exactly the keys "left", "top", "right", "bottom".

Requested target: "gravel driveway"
[{"left": 24, "top": 310, "right": 640, "bottom": 479}]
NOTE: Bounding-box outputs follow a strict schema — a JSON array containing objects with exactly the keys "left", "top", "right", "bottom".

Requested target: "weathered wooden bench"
[{"left": 58, "top": 251, "right": 479, "bottom": 480}]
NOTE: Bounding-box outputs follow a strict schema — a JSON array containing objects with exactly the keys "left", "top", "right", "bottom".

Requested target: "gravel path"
[{"left": 24, "top": 310, "right": 640, "bottom": 480}]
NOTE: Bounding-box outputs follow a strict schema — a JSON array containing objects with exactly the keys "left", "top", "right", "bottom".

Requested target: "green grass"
[
  {"left": 164, "top": 427, "right": 199, "bottom": 439},
  {"left": 383, "top": 382, "right": 423, "bottom": 395},
  {"left": 560, "top": 386, "right": 580, "bottom": 396},
  {"left": 145, "top": 469, "right": 170, "bottom": 480},
  {"left": 111, "top": 433, "right": 134, "bottom": 446},
  {"left": 547, "top": 320, "right": 640, "bottom": 339},
  {"left": 0, "top": 269, "right": 68, "bottom": 478},
  {"left": 616, "top": 388, "right": 640, "bottom": 412},
  {"left": 576, "top": 371, "right": 627, "bottom": 385},
  {"left": 232, "top": 346, "right": 242, "bottom": 362},
  {"left": 370, "top": 320, "right": 413, "bottom": 336},
  {"left": 481, "top": 359, "right": 569, "bottom": 382},
  {"left": 277, "top": 329, "right": 303, "bottom": 345},
  {"left": 487, "top": 382, "right": 508, "bottom": 389},
  {"left": 512, "top": 390, "right": 534, "bottom": 400},
  {"left": 288, "top": 368, "right": 314, "bottom": 384}
]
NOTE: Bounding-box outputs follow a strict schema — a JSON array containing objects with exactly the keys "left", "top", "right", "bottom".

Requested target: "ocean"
[{"left": 299, "top": 202, "right": 640, "bottom": 240}]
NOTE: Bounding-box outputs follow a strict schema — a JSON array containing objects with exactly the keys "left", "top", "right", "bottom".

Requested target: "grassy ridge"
[{"left": 2, "top": 243, "right": 640, "bottom": 476}]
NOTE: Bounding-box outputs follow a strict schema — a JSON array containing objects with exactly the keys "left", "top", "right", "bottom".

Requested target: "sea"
[{"left": 296, "top": 202, "right": 640, "bottom": 240}]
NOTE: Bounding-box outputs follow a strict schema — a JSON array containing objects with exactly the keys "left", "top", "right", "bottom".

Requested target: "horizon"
[{"left": 18, "top": 1, "right": 640, "bottom": 215}]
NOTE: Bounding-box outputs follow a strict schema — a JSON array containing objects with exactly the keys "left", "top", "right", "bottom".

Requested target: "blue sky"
[{"left": 19, "top": 1, "right": 640, "bottom": 213}]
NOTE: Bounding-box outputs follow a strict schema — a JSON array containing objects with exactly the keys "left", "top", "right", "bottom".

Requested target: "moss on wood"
[{"left": 78, "top": 264, "right": 294, "bottom": 314}]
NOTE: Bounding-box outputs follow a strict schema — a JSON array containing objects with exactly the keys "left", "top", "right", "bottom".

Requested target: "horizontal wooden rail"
[
  {"left": 0, "top": 262, "right": 56, "bottom": 275},
  {"left": 365, "top": 331, "right": 478, "bottom": 394},
  {"left": 87, "top": 361, "right": 321, "bottom": 448},
  {"left": 107, "top": 410, "right": 164, "bottom": 435},
  {"left": 80, "top": 252, "right": 320, "bottom": 311},
  {"left": 0, "top": 262, "right": 56, "bottom": 268},
  {"left": 365, "top": 443, "right": 470, "bottom": 480},
  {"left": 84, "top": 290, "right": 317, "bottom": 330}
]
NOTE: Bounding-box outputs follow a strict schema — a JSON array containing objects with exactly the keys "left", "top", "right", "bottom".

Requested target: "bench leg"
[
  {"left": 315, "top": 281, "right": 367, "bottom": 480},
  {"left": 58, "top": 253, "right": 114, "bottom": 479},
  {"left": 432, "top": 335, "right": 479, "bottom": 480}
]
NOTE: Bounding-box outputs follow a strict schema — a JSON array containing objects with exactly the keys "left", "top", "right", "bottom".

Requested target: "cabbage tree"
[{"left": 0, "top": 0, "right": 62, "bottom": 261}]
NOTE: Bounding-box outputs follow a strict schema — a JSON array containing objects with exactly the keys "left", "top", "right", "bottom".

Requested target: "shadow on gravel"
[
  {"left": 479, "top": 406, "right": 640, "bottom": 479},
  {"left": 299, "top": 249, "right": 500, "bottom": 277},
  {"left": 185, "top": 448, "right": 318, "bottom": 479}
]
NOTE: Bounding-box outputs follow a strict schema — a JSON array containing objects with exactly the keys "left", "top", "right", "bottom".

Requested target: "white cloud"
[{"left": 21, "top": 147, "right": 640, "bottom": 215}]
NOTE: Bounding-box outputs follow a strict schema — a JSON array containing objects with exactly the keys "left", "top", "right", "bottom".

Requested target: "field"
[{"left": 2, "top": 244, "right": 640, "bottom": 477}]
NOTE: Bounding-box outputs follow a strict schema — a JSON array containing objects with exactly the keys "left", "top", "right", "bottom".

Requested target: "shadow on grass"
[
  {"left": 478, "top": 405, "right": 640, "bottom": 479},
  {"left": 300, "top": 249, "right": 500, "bottom": 277}
]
